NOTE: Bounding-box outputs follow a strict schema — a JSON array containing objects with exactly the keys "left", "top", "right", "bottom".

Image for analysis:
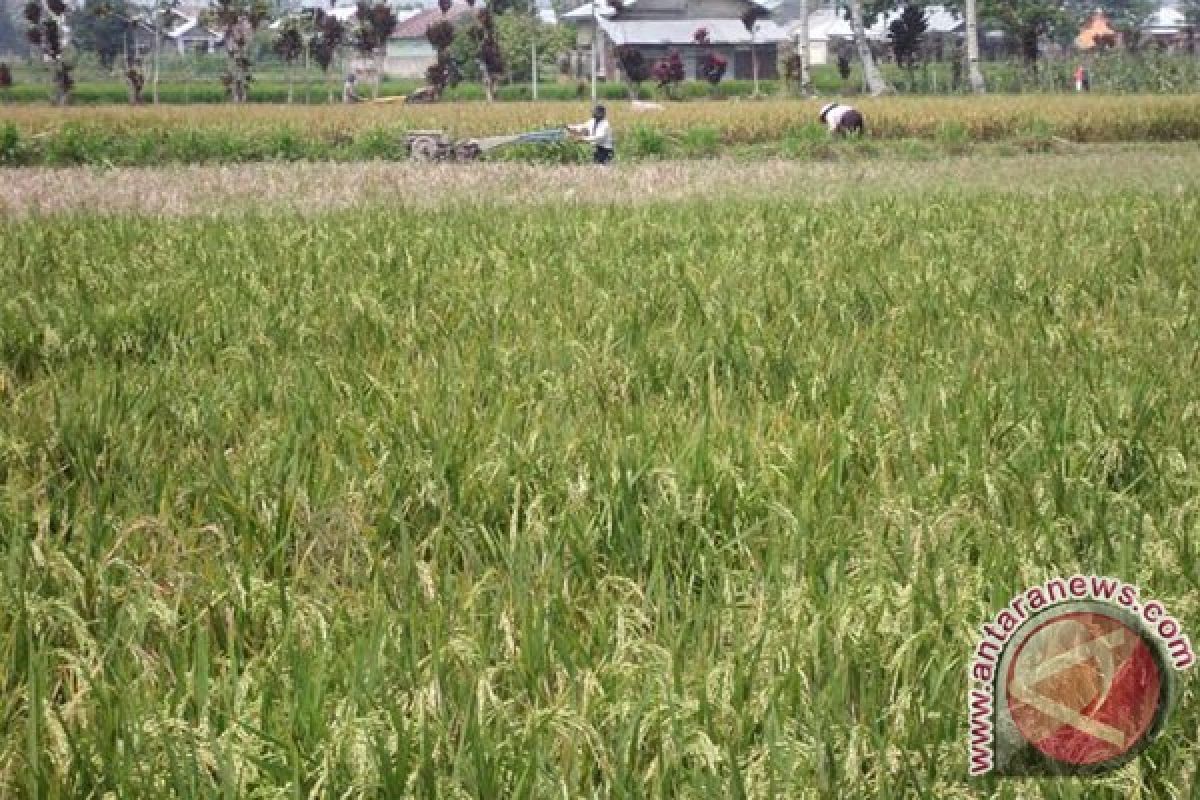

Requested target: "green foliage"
[
  {"left": 68, "top": 0, "right": 134, "bottom": 69},
  {"left": 309, "top": 10, "right": 345, "bottom": 74},
  {"left": 0, "top": 120, "right": 22, "bottom": 162},
  {"left": 352, "top": 1, "right": 398, "bottom": 57},
  {"left": 979, "top": 0, "right": 1068, "bottom": 65},
  {"left": 888, "top": 4, "right": 927, "bottom": 70},
  {"left": 490, "top": 12, "right": 573, "bottom": 83},
  {"left": 272, "top": 21, "right": 304, "bottom": 65}
]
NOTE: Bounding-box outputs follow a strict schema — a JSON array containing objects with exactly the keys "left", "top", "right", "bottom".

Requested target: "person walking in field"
[
  {"left": 570, "top": 104, "right": 614, "bottom": 164},
  {"left": 819, "top": 102, "right": 864, "bottom": 136},
  {"left": 343, "top": 73, "right": 361, "bottom": 104}
]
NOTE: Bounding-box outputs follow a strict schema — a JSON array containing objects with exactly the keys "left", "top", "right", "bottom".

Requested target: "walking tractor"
[{"left": 403, "top": 128, "right": 569, "bottom": 163}]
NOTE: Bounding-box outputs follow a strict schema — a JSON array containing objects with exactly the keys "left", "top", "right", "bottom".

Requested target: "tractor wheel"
[
  {"left": 454, "top": 142, "right": 482, "bottom": 161},
  {"left": 409, "top": 136, "right": 439, "bottom": 162}
]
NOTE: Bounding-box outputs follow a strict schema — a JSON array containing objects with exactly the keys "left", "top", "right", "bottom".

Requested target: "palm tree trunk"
[
  {"left": 751, "top": 37, "right": 759, "bottom": 94},
  {"left": 482, "top": 63, "right": 496, "bottom": 102},
  {"left": 849, "top": 0, "right": 891, "bottom": 95},
  {"left": 152, "top": 13, "right": 161, "bottom": 104},
  {"left": 965, "top": 0, "right": 985, "bottom": 92},
  {"left": 798, "top": 0, "right": 812, "bottom": 94}
]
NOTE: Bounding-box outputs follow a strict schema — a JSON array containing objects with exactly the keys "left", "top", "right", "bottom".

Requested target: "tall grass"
[{"left": 1, "top": 187, "right": 1198, "bottom": 797}]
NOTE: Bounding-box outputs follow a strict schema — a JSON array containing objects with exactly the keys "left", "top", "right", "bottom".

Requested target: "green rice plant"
[{"left": 0, "top": 172, "right": 1198, "bottom": 798}]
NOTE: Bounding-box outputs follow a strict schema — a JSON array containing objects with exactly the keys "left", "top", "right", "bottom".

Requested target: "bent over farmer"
[{"left": 819, "top": 102, "right": 864, "bottom": 136}]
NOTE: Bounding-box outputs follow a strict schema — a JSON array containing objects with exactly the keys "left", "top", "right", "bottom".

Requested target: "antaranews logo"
[{"left": 968, "top": 575, "right": 1194, "bottom": 777}]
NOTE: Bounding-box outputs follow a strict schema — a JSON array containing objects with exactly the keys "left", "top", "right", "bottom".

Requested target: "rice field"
[
  {"left": 1, "top": 148, "right": 1199, "bottom": 798},
  {"left": 2, "top": 94, "right": 1200, "bottom": 168}
]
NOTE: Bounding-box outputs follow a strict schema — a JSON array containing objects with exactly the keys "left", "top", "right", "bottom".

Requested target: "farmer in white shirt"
[
  {"left": 576, "top": 104, "right": 614, "bottom": 164},
  {"left": 819, "top": 102, "right": 864, "bottom": 136}
]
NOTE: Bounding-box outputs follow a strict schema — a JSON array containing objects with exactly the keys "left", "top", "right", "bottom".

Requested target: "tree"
[
  {"left": 424, "top": 15, "right": 458, "bottom": 97},
  {"left": 352, "top": 2, "right": 397, "bottom": 99},
  {"left": 651, "top": 49, "right": 684, "bottom": 98},
  {"left": 124, "top": 51, "right": 144, "bottom": 103},
  {"left": 740, "top": 6, "right": 769, "bottom": 95},
  {"left": 465, "top": 0, "right": 524, "bottom": 103},
  {"left": 973, "top": 0, "right": 1070, "bottom": 73},
  {"left": 208, "top": 0, "right": 270, "bottom": 103},
  {"left": 309, "top": 9, "right": 345, "bottom": 103},
  {"left": 272, "top": 19, "right": 304, "bottom": 103},
  {"left": 836, "top": 45, "right": 852, "bottom": 83},
  {"left": 0, "top": 62, "right": 12, "bottom": 88},
  {"left": 136, "top": 0, "right": 180, "bottom": 105},
  {"left": 794, "top": 0, "right": 812, "bottom": 95},
  {"left": 70, "top": 0, "right": 131, "bottom": 69},
  {"left": 25, "top": 0, "right": 74, "bottom": 106},
  {"left": 888, "top": 3, "right": 926, "bottom": 84},
  {"left": 614, "top": 43, "right": 648, "bottom": 99},
  {"left": 847, "top": 0, "right": 891, "bottom": 94},
  {"left": 693, "top": 26, "right": 726, "bottom": 92},
  {"left": 964, "top": 0, "right": 985, "bottom": 92},
  {"left": 698, "top": 50, "right": 726, "bottom": 88},
  {"left": 490, "top": 11, "right": 571, "bottom": 82}
]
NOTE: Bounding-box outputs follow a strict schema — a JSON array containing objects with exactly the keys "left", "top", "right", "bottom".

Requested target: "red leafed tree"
[
  {"left": 208, "top": 0, "right": 270, "bottom": 103},
  {"left": 25, "top": 0, "right": 74, "bottom": 105},
  {"left": 424, "top": 18, "right": 459, "bottom": 97},
  {"left": 353, "top": 2, "right": 399, "bottom": 99},
  {"left": 699, "top": 51, "right": 726, "bottom": 87},
  {"left": 652, "top": 50, "right": 684, "bottom": 99}
]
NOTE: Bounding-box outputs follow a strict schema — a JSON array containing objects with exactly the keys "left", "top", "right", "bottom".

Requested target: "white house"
[
  {"left": 1142, "top": 4, "right": 1190, "bottom": 46},
  {"left": 565, "top": 0, "right": 788, "bottom": 81},
  {"left": 382, "top": 2, "right": 472, "bottom": 79},
  {"left": 865, "top": 4, "right": 963, "bottom": 42}
]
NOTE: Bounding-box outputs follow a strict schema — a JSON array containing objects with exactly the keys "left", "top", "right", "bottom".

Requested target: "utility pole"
[
  {"left": 531, "top": 3, "right": 538, "bottom": 99},
  {"left": 590, "top": 0, "right": 597, "bottom": 103}
]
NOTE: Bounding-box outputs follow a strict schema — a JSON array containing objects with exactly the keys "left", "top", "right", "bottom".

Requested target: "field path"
[{"left": 4, "top": 145, "right": 1198, "bottom": 217}]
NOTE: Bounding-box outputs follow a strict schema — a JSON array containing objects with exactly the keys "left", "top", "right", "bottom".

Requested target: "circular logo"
[{"left": 1005, "top": 610, "right": 1167, "bottom": 768}]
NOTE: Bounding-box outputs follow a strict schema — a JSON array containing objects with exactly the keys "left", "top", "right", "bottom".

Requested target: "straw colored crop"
[{"left": 5, "top": 94, "right": 1200, "bottom": 144}]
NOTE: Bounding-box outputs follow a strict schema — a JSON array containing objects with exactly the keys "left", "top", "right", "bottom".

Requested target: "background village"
[{"left": 0, "top": 0, "right": 1198, "bottom": 104}]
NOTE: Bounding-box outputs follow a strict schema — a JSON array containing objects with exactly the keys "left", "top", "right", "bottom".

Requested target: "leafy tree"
[
  {"left": 208, "top": 0, "right": 270, "bottom": 103},
  {"left": 124, "top": 52, "right": 144, "bottom": 103},
  {"left": 740, "top": 6, "right": 769, "bottom": 94},
  {"left": 467, "top": 2, "right": 519, "bottom": 102},
  {"left": 69, "top": 0, "right": 131, "bottom": 69},
  {"left": 490, "top": 11, "right": 571, "bottom": 82},
  {"left": 932, "top": 0, "right": 982, "bottom": 91},
  {"left": 424, "top": 16, "right": 458, "bottom": 96},
  {"left": 309, "top": 9, "right": 345, "bottom": 103},
  {"left": 977, "top": 0, "right": 1067, "bottom": 71},
  {"left": 272, "top": 20, "right": 305, "bottom": 103},
  {"left": 698, "top": 51, "right": 727, "bottom": 87},
  {"left": 614, "top": 43, "right": 648, "bottom": 99},
  {"left": 25, "top": 0, "right": 74, "bottom": 105},
  {"left": 836, "top": 46, "right": 852, "bottom": 82},
  {"left": 651, "top": 49, "right": 684, "bottom": 98},
  {"left": 352, "top": 2, "right": 397, "bottom": 99},
  {"left": 888, "top": 3, "right": 927, "bottom": 83},
  {"left": 847, "top": 0, "right": 891, "bottom": 94}
]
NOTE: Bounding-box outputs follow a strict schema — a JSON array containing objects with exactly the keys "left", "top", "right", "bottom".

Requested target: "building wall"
[{"left": 384, "top": 39, "right": 436, "bottom": 78}]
